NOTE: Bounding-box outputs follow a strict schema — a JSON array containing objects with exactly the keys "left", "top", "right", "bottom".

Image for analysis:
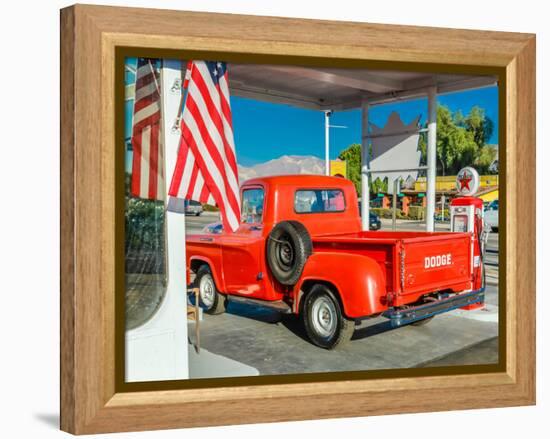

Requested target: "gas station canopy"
[
  {"left": 226, "top": 63, "right": 497, "bottom": 232},
  {"left": 228, "top": 64, "right": 497, "bottom": 110}
]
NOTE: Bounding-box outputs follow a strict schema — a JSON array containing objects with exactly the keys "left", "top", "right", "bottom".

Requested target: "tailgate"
[{"left": 400, "top": 233, "right": 472, "bottom": 295}]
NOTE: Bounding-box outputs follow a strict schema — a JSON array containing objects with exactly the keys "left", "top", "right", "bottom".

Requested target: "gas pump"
[{"left": 450, "top": 167, "right": 488, "bottom": 305}]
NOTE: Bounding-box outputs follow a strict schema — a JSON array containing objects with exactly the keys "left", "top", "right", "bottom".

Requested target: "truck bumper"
[{"left": 382, "top": 288, "right": 485, "bottom": 328}]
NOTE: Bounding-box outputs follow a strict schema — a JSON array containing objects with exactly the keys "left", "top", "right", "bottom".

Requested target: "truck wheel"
[
  {"left": 302, "top": 285, "right": 354, "bottom": 349},
  {"left": 267, "top": 221, "right": 312, "bottom": 286},
  {"left": 195, "top": 265, "right": 226, "bottom": 315}
]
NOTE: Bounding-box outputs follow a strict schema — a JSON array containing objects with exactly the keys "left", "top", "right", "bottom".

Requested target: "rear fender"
[{"left": 296, "top": 252, "right": 387, "bottom": 318}]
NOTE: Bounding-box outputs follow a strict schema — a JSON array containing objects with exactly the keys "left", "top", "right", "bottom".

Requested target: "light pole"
[
  {"left": 324, "top": 110, "right": 332, "bottom": 175},
  {"left": 324, "top": 110, "right": 347, "bottom": 176},
  {"left": 426, "top": 86, "right": 437, "bottom": 232}
]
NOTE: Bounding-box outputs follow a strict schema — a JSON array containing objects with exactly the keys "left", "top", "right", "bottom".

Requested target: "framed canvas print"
[{"left": 60, "top": 4, "right": 536, "bottom": 434}]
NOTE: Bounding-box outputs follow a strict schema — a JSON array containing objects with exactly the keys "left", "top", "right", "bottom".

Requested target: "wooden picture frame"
[{"left": 60, "top": 4, "right": 536, "bottom": 434}]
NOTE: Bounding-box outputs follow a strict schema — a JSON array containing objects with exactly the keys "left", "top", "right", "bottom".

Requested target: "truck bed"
[{"left": 312, "top": 231, "right": 473, "bottom": 303}]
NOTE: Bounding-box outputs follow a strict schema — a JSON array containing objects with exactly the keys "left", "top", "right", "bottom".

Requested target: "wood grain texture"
[
  {"left": 60, "top": 4, "right": 536, "bottom": 434},
  {"left": 82, "top": 4, "right": 530, "bottom": 67},
  {"left": 507, "top": 37, "right": 536, "bottom": 395},
  {"left": 60, "top": 6, "right": 75, "bottom": 433}
]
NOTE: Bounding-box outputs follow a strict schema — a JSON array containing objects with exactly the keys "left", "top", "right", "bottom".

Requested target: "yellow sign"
[
  {"left": 478, "top": 189, "right": 499, "bottom": 202},
  {"left": 415, "top": 175, "right": 498, "bottom": 192},
  {"left": 330, "top": 160, "right": 347, "bottom": 178}
]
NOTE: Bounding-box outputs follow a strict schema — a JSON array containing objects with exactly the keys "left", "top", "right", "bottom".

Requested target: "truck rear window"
[
  {"left": 294, "top": 189, "right": 345, "bottom": 213},
  {"left": 241, "top": 188, "right": 265, "bottom": 223}
]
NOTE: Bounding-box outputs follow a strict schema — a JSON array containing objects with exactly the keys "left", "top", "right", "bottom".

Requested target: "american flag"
[
  {"left": 169, "top": 61, "right": 241, "bottom": 232},
  {"left": 130, "top": 58, "right": 164, "bottom": 200}
]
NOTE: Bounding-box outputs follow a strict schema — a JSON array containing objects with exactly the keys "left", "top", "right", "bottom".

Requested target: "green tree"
[
  {"left": 475, "top": 145, "right": 498, "bottom": 174},
  {"left": 371, "top": 177, "right": 388, "bottom": 194},
  {"left": 437, "top": 106, "right": 478, "bottom": 174},
  {"left": 338, "top": 143, "right": 362, "bottom": 194},
  {"left": 461, "top": 106, "right": 494, "bottom": 149},
  {"left": 419, "top": 105, "right": 495, "bottom": 175}
]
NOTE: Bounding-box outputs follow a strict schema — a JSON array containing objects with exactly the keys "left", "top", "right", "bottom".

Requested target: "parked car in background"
[
  {"left": 358, "top": 201, "right": 381, "bottom": 230},
  {"left": 202, "top": 222, "right": 223, "bottom": 234},
  {"left": 484, "top": 200, "right": 499, "bottom": 232},
  {"left": 185, "top": 200, "right": 203, "bottom": 216},
  {"left": 369, "top": 212, "right": 381, "bottom": 230}
]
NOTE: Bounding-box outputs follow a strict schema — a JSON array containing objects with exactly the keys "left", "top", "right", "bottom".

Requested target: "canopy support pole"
[
  {"left": 324, "top": 110, "right": 331, "bottom": 175},
  {"left": 426, "top": 86, "right": 437, "bottom": 232},
  {"left": 361, "top": 100, "right": 370, "bottom": 231}
]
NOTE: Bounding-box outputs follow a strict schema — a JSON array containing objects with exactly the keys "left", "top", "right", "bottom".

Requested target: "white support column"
[
  {"left": 361, "top": 100, "right": 370, "bottom": 231},
  {"left": 426, "top": 86, "right": 437, "bottom": 232},
  {"left": 324, "top": 110, "right": 331, "bottom": 175},
  {"left": 161, "top": 61, "right": 189, "bottom": 380}
]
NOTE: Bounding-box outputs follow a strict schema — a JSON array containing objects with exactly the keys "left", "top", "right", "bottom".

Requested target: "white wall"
[{"left": 1, "top": 1, "right": 546, "bottom": 438}]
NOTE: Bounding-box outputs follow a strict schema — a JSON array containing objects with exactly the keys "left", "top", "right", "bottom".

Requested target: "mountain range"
[{"left": 238, "top": 155, "right": 325, "bottom": 182}]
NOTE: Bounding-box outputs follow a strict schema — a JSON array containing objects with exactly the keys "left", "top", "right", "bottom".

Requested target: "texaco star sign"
[{"left": 456, "top": 166, "right": 480, "bottom": 196}]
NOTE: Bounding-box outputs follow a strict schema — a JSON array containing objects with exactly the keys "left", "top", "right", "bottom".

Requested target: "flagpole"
[
  {"left": 171, "top": 61, "right": 187, "bottom": 134},
  {"left": 159, "top": 60, "right": 169, "bottom": 286}
]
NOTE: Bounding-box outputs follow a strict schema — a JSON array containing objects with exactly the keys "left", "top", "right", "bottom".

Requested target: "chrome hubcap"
[
  {"left": 199, "top": 274, "right": 215, "bottom": 308},
  {"left": 311, "top": 296, "right": 337, "bottom": 338}
]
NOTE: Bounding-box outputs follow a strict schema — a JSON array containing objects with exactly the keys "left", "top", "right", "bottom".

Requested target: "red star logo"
[{"left": 458, "top": 173, "right": 472, "bottom": 191}]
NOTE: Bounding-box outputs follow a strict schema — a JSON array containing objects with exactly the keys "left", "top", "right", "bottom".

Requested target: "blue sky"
[
  {"left": 125, "top": 60, "right": 498, "bottom": 167},
  {"left": 231, "top": 87, "right": 499, "bottom": 166}
]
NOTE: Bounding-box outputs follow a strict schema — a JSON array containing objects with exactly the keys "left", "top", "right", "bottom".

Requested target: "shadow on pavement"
[
  {"left": 279, "top": 314, "right": 312, "bottom": 343},
  {"left": 416, "top": 336, "right": 499, "bottom": 367},
  {"left": 188, "top": 295, "right": 284, "bottom": 324},
  {"left": 224, "top": 301, "right": 286, "bottom": 324},
  {"left": 352, "top": 320, "right": 395, "bottom": 340},
  {"left": 207, "top": 296, "right": 398, "bottom": 346},
  {"left": 280, "top": 314, "right": 396, "bottom": 345}
]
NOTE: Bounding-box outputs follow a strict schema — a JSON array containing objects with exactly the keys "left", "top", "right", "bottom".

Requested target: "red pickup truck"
[{"left": 186, "top": 175, "right": 484, "bottom": 349}]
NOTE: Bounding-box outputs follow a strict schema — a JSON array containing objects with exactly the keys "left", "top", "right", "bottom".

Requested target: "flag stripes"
[
  {"left": 169, "top": 61, "right": 240, "bottom": 231},
  {"left": 130, "top": 58, "right": 164, "bottom": 200}
]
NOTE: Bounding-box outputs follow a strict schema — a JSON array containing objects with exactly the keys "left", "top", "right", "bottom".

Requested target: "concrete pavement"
[
  {"left": 419, "top": 337, "right": 498, "bottom": 367},
  {"left": 188, "top": 286, "right": 498, "bottom": 377}
]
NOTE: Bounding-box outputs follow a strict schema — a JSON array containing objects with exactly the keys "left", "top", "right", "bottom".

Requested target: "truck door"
[{"left": 219, "top": 187, "right": 266, "bottom": 297}]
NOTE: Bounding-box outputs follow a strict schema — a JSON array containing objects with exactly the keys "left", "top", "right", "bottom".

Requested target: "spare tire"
[{"left": 267, "top": 221, "right": 312, "bottom": 286}]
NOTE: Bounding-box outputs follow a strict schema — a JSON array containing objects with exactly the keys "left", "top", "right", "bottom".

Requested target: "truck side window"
[
  {"left": 241, "top": 188, "right": 265, "bottom": 224},
  {"left": 295, "top": 189, "right": 345, "bottom": 213}
]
